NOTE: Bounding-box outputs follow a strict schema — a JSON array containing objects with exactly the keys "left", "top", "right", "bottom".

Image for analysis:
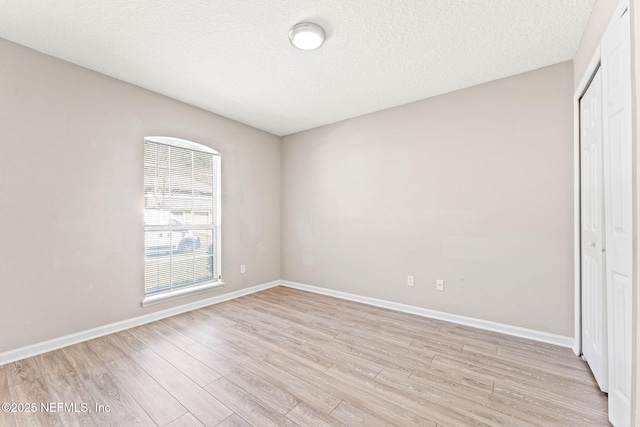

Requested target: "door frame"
[{"left": 573, "top": 0, "right": 630, "bottom": 357}]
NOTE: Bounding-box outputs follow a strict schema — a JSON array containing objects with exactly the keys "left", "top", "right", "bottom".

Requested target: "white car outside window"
[{"left": 144, "top": 209, "right": 201, "bottom": 255}]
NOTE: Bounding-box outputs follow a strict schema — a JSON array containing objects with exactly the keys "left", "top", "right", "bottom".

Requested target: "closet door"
[
  {"left": 580, "top": 67, "right": 607, "bottom": 392},
  {"left": 602, "top": 11, "right": 632, "bottom": 427}
]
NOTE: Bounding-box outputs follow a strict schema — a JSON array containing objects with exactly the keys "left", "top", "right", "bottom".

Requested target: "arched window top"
[{"left": 145, "top": 136, "right": 220, "bottom": 156}]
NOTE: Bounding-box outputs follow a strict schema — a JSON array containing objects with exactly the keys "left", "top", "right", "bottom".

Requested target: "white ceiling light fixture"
[{"left": 289, "top": 22, "right": 326, "bottom": 51}]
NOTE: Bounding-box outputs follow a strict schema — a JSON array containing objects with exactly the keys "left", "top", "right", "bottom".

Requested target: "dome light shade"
[{"left": 289, "top": 22, "right": 326, "bottom": 51}]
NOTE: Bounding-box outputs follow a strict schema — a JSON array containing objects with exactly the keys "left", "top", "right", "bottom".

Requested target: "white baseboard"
[
  {"left": 0, "top": 280, "right": 280, "bottom": 366},
  {"left": 279, "top": 280, "right": 574, "bottom": 348}
]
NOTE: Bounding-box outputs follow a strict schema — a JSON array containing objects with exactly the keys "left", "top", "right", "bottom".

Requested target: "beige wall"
[
  {"left": 281, "top": 61, "right": 575, "bottom": 336},
  {"left": 0, "top": 39, "right": 281, "bottom": 353},
  {"left": 574, "top": 0, "right": 620, "bottom": 87}
]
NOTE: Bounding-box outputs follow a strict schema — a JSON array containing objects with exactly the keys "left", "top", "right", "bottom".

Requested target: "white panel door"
[
  {"left": 602, "top": 11, "right": 632, "bottom": 427},
  {"left": 580, "top": 68, "right": 607, "bottom": 392}
]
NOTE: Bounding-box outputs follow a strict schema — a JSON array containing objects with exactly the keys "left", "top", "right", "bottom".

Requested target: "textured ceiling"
[{"left": 0, "top": 0, "right": 595, "bottom": 136}]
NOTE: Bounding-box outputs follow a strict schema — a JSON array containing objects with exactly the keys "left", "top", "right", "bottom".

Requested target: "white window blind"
[{"left": 143, "top": 137, "right": 221, "bottom": 299}]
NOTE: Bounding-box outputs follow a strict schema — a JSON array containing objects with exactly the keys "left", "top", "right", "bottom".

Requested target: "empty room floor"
[{"left": 0, "top": 286, "right": 609, "bottom": 426}]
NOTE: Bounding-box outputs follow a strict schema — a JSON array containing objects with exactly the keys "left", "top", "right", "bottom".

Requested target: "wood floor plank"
[
  {"left": 329, "top": 401, "right": 392, "bottom": 427},
  {"left": 128, "top": 325, "right": 221, "bottom": 387},
  {"left": 496, "top": 344, "right": 592, "bottom": 376},
  {"left": 141, "top": 319, "right": 196, "bottom": 348},
  {"left": 85, "top": 335, "right": 127, "bottom": 362},
  {"left": 66, "top": 340, "right": 160, "bottom": 426},
  {"left": 160, "top": 313, "right": 226, "bottom": 349},
  {"left": 245, "top": 325, "right": 386, "bottom": 380},
  {"left": 265, "top": 352, "right": 437, "bottom": 427},
  {"left": 431, "top": 351, "right": 601, "bottom": 403},
  {"left": 0, "top": 365, "right": 16, "bottom": 427},
  {"left": 104, "top": 354, "right": 187, "bottom": 426},
  {"left": 9, "top": 376, "right": 61, "bottom": 427},
  {"left": 182, "top": 343, "right": 237, "bottom": 377},
  {"left": 226, "top": 323, "right": 334, "bottom": 373},
  {"left": 215, "top": 414, "right": 253, "bottom": 427},
  {"left": 6, "top": 357, "right": 41, "bottom": 388},
  {"left": 42, "top": 370, "right": 108, "bottom": 427},
  {"left": 165, "top": 412, "right": 205, "bottom": 427},
  {"left": 493, "top": 382, "right": 609, "bottom": 425},
  {"left": 372, "top": 366, "right": 531, "bottom": 427},
  {"left": 204, "top": 377, "right": 298, "bottom": 427},
  {"left": 495, "top": 385, "right": 609, "bottom": 426},
  {"left": 1, "top": 286, "right": 609, "bottom": 426},
  {"left": 253, "top": 306, "right": 339, "bottom": 341},
  {"left": 34, "top": 349, "right": 74, "bottom": 379},
  {"left": 431, "top": 324, "right": 500, "bottom": 349},
  {"left": 211, "top": 341, "right": 342, "bottom": 415},
  {"left": 107, "top": 329, "right": 148, "bottom": 355},
  {"left": 78, "top": 369, "right": 157, "bottom": 426},
  {"left": 130, "top": 348, "right": 232, "bottom": 426},
  {"left": 238, "top": 308, "right": 411, "bottom": 379},
  {"left": 481, "top": 392, "right": 593, "bottom": 426},
  {"left": 462, "top": 343, "right": 499, "bottom": 356},
  {"left": 223, "top": 370, "right": 299, "bottom": 415},
  {"left": 193, "top": 305, "right": 238, "bottom": 329},
  {"left": 409, "top": 363, "right": 494, "bottom": 396},
  {"left": 332, "top": 332, "right": 434, "bottom": 374},
  {"left": 214, "top": 327, "right": 275, "bottom": 362},
  {"left": 86, "top": 336, "right": 187, "bottom": 427},
  {"left": 323, "top": 317, "right": 415, "bottom": 348},
  {"left": 326, "top": 361, "right": 512, "bottom": 427},
  {"left": 286, "top": 402, "right": 347, "bottom": 427},
  {"left": 62, "top": 342, "right": 109, "bottom": 381}
]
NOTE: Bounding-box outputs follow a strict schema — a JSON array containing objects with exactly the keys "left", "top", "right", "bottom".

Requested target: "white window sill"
[{"left": 141, "top": 281, "right": 225, "bottom": 308}]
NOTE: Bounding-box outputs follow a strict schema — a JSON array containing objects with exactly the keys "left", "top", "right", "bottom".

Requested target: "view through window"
[{"left": 143, "top": 137, "right": 221, "bottom": 296}]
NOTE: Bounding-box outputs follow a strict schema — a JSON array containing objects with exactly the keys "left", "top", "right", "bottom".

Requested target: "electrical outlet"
[
  {"left": 407, "top": 275, "right": 414, "bottom": 287},
  {"left": 436, "top": 279, "right": 444, "bottom": 291},
  {"left": 240, "top": 264, "right": 246, "bottom": 274}
]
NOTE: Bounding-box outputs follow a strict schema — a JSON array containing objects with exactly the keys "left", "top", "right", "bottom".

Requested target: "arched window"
[{"left": 142, "top": 136, "right": 222, "bottom": 306}]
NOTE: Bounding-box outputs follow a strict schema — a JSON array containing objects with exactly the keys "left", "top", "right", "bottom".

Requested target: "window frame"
[{"left": 141, "top": 136, "right": 223, "bottom": 307}]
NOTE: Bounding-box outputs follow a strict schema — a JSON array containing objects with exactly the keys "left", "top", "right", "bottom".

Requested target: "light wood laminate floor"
[{"left": 0, "top": 286, "right": 609, "bottom": 426}]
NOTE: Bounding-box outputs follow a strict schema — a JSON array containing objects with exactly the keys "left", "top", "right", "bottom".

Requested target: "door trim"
[{"left": 573, "top": 0, "right": 630, "bottom": 357}]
